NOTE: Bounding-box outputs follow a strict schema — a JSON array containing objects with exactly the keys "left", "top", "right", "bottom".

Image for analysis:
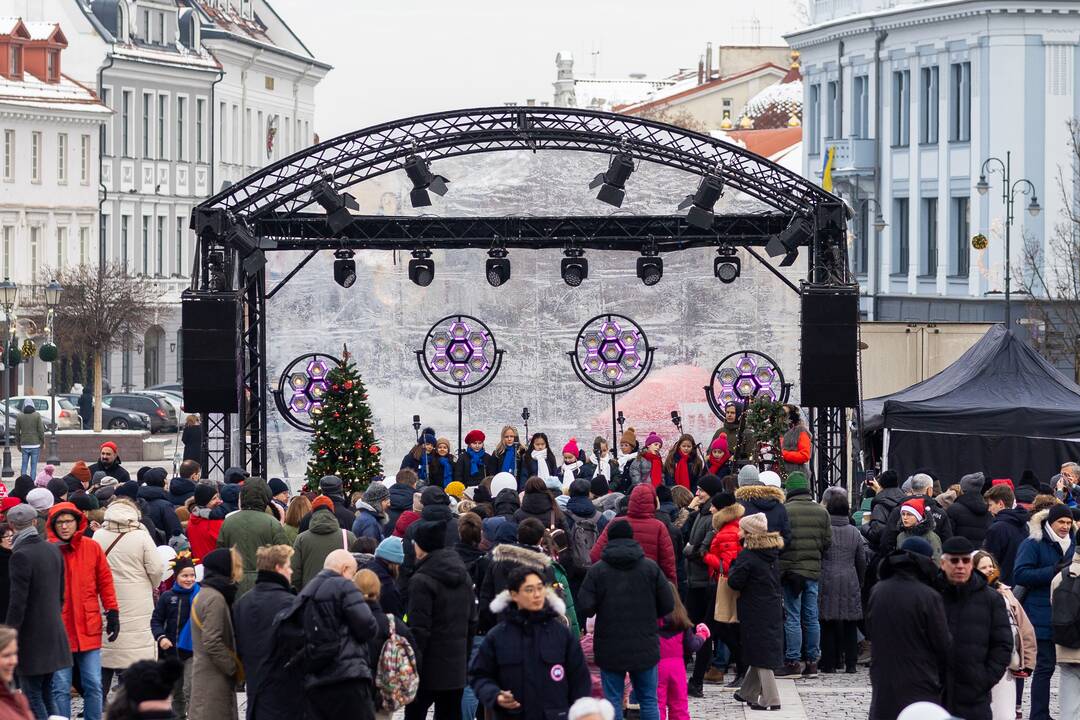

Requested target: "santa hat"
[
  {"left": 992, "top": 478, "right": 1015, "bottom": 490},
  {"left": 900, "top": 497, "right": 926, "bottom": 522},
  {"left": 464, "top": 429, "right": 485, "bottom": 445},
  {"left": 562, "top": 438, "right": 580, "bottom": 457}
]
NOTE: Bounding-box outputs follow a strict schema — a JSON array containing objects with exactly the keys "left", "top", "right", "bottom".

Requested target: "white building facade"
[{"left": 788, "top": 0, "right": 1080, "bottom": 328}]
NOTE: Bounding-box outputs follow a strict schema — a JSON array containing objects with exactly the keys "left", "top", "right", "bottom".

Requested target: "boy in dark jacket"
[
  {"left": 577, "top": 520, "right": 674, "bottom": 720},
  {"left": 150, "top": 551, "right": 198, "bottom": 720},
  {"left": 982, "top": 484, "right": 1029, "bottom": 585},
  {"left": 947, "top": 472, "right": 992, "bottom": 546},
  {"left": 138, "top": 468, "right": 182, "bottom": 540}
]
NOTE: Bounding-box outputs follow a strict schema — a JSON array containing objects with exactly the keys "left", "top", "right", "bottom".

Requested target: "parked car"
[
  {"left": 103, "top": 393, "right": 178, "bottom": 433},
  {"left": 6, "top": 396, "right": 82, "bottom": 430},
  {"left": 148, "top": 383, "right": 182, "bottom": 396},
  {"left": 60, "top": 394, "right": 151, "bottom": 431},
  {"left": 134, "top": 390, "right": 192, "bottom": 425}
]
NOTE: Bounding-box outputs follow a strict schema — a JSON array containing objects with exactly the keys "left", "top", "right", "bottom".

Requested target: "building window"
[
  {"left": 219, "top": 101, "right": 226, "bottom": 160},
  {"left": 176, "top": 97, "right": 186, "bottom": 161},
  {"left": 807, "top": 84, "right": 820, "bottom": 154},
  {"left": 892, "top": 70, "right": 910, "bottom": 147},
  {"left": 176, "top": 330, "right": 182, "bottom": 381},
  {"left": 79, "top": 226, "right": 89, "bottom": 266},
  {"left": 196, "top": 99, "right": 205, "bottom": 162},
  {"left": 122, "top": 341, "right": 132, "bottom": 391},
  {"left": 56, "top": 226, "right": 67, "bottom": 269},
  {"left": 141, "top": 9, "right": 150, "bottom": 41},
  {"left": 157, "top": 12, "right": 165, "bottom": 45},
  {"left": 46, "top": 50, "right": 58, "bottom": 82},
  {"left": 245, "top": 109, "right": 251, "bottom": 164},
  {"left": 256, "top": 110, "right": 263, "bottom": 160},
  {"left": 920, "top": 66, "right": 939, "bottom": 144},
  {"left": 141, "top": 216, "right": 150, "bottom": 276},
  {"left": 921, "top": 198, "right": 938, "bottom": 276},
  {"left": 950, "top": 62, "right": 971, "bottom": 142},
  {"left": 852, "top": 75, "right": 869, "bottom": 138},
  {"left": 121, "top": 90, "right": 132, "bottom": 157},
  {"left": 100, "top": 88, "right": 111, "bottom": 155},
  {"left": 854, "top": 200, "right": 869, "bottom": 275},
  {"left": 158, "top": 95, "right": 167, "bottom": 159},
  {"left": 893, "top": 197, "right": 909, "bottom": 274},
  {"left": 100, "top": 214, "right": 109, "bottom": 266},
  {"left": 120, "top": 215, "right": 130, "bottom": 272},
  {"left": 8, "top": 45, "right": 21, "bottom": 78},
  {"left": 1, "top": 227, "right": 11, "bottom": 279},
  {"left": 80, "top": 135, "right": 90, "bottom": 184},
  {"left": 232, "top": 105, "right": 239, "bottom": 163},
  {"left": 176, "top": 219, "right": 184, "bottom": 275},
  {"left": 825, "top": 81, "right": 838, "bottom": 139},
  {"left": 29, "top": 227, "right": 39, "bottom": 282},
  {"left": 56, "top": 133, "right": 67, "bottom": 184},
  {"left": 3, "top": 129, "right": 13, "bottom": 180},
  {"left": 156, "top": 216, "right": 165, "bottom": 276},
  {"left": 142, "top": 93, "right": 151, "bottom": 157},
  {"left": 30, "top": 132, "right": 41, "bottom": 182},
  {"left": 952, "top": 196, "right": 970, "bottom": 277}
]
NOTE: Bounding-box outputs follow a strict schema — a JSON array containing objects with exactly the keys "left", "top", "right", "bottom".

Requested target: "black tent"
[{"left": 863, "top": 325, "right": 1080, "bottom": 485}]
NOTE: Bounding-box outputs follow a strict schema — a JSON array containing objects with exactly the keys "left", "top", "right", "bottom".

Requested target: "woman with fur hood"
[
  {"left": 973, "top": 550, "right": 1036, "bottom": 720},
  {"left": 734, "top": 475, "right": 791, "bottom": 547},
  {"left": 469, "top": 566, "right": 591, "bottom": 720},
  {"left": 726, "top": 512, "right": 785, "bottom": 711}
]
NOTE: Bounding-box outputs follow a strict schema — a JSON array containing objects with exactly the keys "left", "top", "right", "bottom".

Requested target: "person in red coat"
[
  {"left": 0, "top": 625, "right": 32, "bottom": 720},
  {"left": 185, "top": 484, "right": 225, "bottom": 561},
  {"left": 703, "top": 492, "right": 747, "bottom": 683},
  {"left": 46, "top": 502, "right": 119, "bottom": 720},
  {"left": 589, "top": 484, "right": 677, "bottom": 582}
]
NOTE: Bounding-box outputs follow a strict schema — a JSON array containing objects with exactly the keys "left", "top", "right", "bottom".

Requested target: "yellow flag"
[{"left": 821, "top": 145, "right": 835, "bottom": 192}]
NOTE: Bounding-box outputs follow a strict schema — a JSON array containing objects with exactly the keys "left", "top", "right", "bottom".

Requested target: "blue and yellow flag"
[{"left": 821, "top": 145, "right": 835, "bottom": 192}]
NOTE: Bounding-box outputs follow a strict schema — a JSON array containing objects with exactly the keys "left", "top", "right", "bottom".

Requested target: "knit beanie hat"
[
  {"left": 709, "top": 435, "right": 728, "bottom": 453},
  {"left": 311, "top": 496, "right": 334, "bottom": 513},
  {"left": 878, "top": 469, "right": 899, "bottom": 489},
  {"left": 562, "top": 438, "right": 580, "bottom": 458},
  {"left": 193, "top": 483, "right": 217, "bottom": 507},
  {"left": 569, "top": 479, "right": 591, "bottom": 498},
  {"left": 712, "top": 491, "right": 736, "bottom": 511},
  {"left": 738, "top": 465, "right": 761, "bottom": 487},
  {"left": 375, "top": 536, "right": 405, "bottom": 565},
  {"left": 464, "top": 429, "right": 485, "bottom": 445},
  {"left": 490, "top": 472, "right": 517, "bottom": 498},
  {"left": 620, "top": 427, "right": 638, "bottom": 449},
  {"left": 362, "top": 483, "right": 390, "bottom": 505},
  {"left": 1020, "top": 469, "right": 1040, "bottom": 490},
  {"left": 759, "top": 471, "right": 782, "bottom": 488},
  {"left": 1048, "top": 503, "right": 1073, "bottom": 525},
  {"left": 114, "top": 481, "right": 139, "bottom": 500},
  {"left": 901, "top": 536, "right": 934, "bottom": 558},
  {"left": 786, "top": 471, "right": 808, "bottom": 492},
  {"left": 394, "top": 510, "right": 420, "bottom": 537},
  {"left": 70, "top": 461, "right": 91, "bottom": 486},
  {"left": 444, "top": 481, "right": 466, "bottom": 500},
  {"left": 655, "top": 485, "right": 672, "bottom": 505},
  {"left": 268, "top": 478, "right": 289, "bottom": 496},
  {"left": 644, "top": 432, "right": 663, "bottom": 449},
  {"left": 5, "top": 504, "right": 35, "bottom": 530},
  {"left": 739, "top": 512, "right": 768, "bottom": 535},
  {"left": 589, "top": 475, "right": 609, "bottom": 497},
  {"left": 413, "top": 519, "right": 447, "bottom": 552},
  {"left": 698, "top": 474, "right": 723, "bottom": 497},
  {"left": 991, "top": 478, "right": 1015, "bottom": 491},
  {"left": 46, "top": 477, "right": 68, "bottom": 503},
  {"left": 608, "top": 519, "right": 634, "bottom": 540},
  {"left": 960, "top": 472, "right": 986, "bottom": 495},
  {"left": 436, "top": 437, "right": 452, "bottom": 453},
  {"left": 900, "top": 497, "right": 926, "bottom": 522},
  {"left": 26, "top": 487, "right": 54, "bottom": 512},
  {"left": 420, "top": 427, "right": 436, "bottom": 446},
  {"left": 420, "top": 486, "right": 450, "bottom": 507}
]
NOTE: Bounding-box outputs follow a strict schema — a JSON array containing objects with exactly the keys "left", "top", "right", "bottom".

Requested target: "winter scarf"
[
  {"left": 466, "top": 448, "right": 487, "bottom": 476},
  {"left": 500, "top": 449, "right": 517, "bottom": 474},
  {"left": 532, "top": 449, "right": 554, "bottom": 480},
  {"left": 674, "top": 453, "right": 690, "bottom": 490},
  {"left": 438, "top": 454, "right": 454, "bottom": 485},
  {"left": 618, "top": 452, "right": 637, "bottom": 473},
  {"left": 706, "top": 457, "right": 726, "bottom": 477},
  {"left": 561, "top": 461, "right": 583, "bottom": 488},
  {"left": 1046, "top": 523, "right": 1072, "bottom": 556},
  {"left": 417, "top": 452, "right": 430, "bottom": 481},
  {"left": 10, "top": 525, "right": 37, "bottom": 551},
  {"left": 642, "top": 451, "right": 663, "bottom": 488},
  {"left": 175, "top": 582, "right": 201, "bottom": 653}
]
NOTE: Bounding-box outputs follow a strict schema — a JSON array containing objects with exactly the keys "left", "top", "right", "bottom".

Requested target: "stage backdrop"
[{"left": 263, "top": 149, "right": 807, "bottom": 484}]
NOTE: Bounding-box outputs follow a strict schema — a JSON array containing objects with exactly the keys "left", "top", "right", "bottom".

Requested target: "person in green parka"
[{"left": 215, "top": 478, "right": 288, "bottom": 598}]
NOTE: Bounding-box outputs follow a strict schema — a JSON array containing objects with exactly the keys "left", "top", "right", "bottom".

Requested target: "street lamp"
[
  {"left": 864, "top": 198, "right": 888, "bottom": 234},
  {"left": 43, "top": 280, "right": 62, "bottom": 466},
  {"left": 0, "top": 278, "right": 17, "bottom": 478},
  {"left": 976, "top": 151, "right": 1040, "bottom": 329}
]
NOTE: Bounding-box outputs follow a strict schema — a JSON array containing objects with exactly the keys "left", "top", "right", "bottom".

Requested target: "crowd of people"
[{"left": 0, "top": 402, "right": 1076, "bottom": 720}]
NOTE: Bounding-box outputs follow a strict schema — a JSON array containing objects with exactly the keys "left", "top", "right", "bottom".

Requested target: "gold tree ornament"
[
  {"left": 20, "top": 339, "right": 35, "bottom": 358},
  {"left": 971, "top": 233, "right": 989, "bottom": 250}
]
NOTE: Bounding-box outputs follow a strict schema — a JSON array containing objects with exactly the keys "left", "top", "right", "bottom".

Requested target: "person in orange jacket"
[
  {"left": 780, "top": 405, "right": 812, "bottom": 479},
  {"left": 46, "top": 501, "right": 119, "bottom": 720}
]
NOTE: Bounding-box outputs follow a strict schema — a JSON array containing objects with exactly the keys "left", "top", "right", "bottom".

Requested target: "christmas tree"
[{"left": 305, "top": 347, "right": 383, "bottom": 493}]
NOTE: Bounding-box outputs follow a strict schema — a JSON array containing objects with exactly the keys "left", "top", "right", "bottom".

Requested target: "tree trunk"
[{"left": 93, "top": 351, "right": 102, "bottom": 432}]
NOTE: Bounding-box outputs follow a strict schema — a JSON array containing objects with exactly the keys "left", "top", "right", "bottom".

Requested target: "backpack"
[
  {"left": 375, "top": 614, "right": 419, "bottom": 711},
  {"left": 1051, "top": 570, "right": 1080, "bottom": 649},
  {"left": 568, "top": 515, "right": 599, "bottom": 570},
  {"left": 301, "top": 595, "right": 340, "bottom": 669}
]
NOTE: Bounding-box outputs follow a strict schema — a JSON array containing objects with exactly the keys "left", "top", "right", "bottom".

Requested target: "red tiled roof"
[{"left": 723, "top": 127, "right": 802, "bottom": 158}]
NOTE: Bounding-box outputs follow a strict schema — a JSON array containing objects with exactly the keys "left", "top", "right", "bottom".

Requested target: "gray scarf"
[{"left": 11, "top": 526, "right": 38, "bottom": 551}]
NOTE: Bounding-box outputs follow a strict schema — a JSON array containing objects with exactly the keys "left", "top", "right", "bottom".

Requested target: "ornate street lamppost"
[
  {"left": 0, "top": 278, "right": 18, "bottom": 478},
  {"left": 44, "top": 280, "right": 63, "bottom": 465}
]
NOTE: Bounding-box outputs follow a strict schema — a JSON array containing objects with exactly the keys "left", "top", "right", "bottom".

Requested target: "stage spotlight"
[
  {"left": 333, "top": 249, "right": 357, "bottom": 288},
  {"left": 561, "top": 249, "right": 588, "bottom": 287},
  {"left": 311, "top": 178, "right": 359, "bottom": 234},
  {"left": 678, "top": 172, "right": 725, "bottom": 230},
  {"left": 779, "top": 250, "right": 799, "bottom": 267},
  {"left": 589, "top": 153, "right": 635, "bottom": 207},
  {"left": 636, "top": 255, "right": 663, "bottom": 286},
  {"left": 715, "top": 247, "right": 741, "bottom": 284},
  {"left": 766, "top": 216, "right": 812, "bottom": 258},
  {"left": 408, "top": 250, "right": 434, "bottom": 287},
  {"left": 404, "top": 155, "right": 449, "bottom": 208},
  {"left": 486, "top": 249, "right": 510, "bottom": 287}
]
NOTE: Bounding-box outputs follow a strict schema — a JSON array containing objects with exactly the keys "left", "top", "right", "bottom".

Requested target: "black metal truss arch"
[{"left": 198, "top": 106, "right": 835, "bottom": 221}]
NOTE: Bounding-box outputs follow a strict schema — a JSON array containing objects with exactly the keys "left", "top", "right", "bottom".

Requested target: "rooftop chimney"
[{"left": 705, "top": 42, "right": 713, "bottom": 81}]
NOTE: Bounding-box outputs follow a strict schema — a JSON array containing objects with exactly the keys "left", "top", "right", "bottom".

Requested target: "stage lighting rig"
[
  {"left": 408, "top": 249, "right": 435, "bottom": 286},
  {"left": 678, "top": 171, "right": 725, "bottom": 230},
  {"left": 486, "top": 248, "right": 510, "bottom": 287},
  {"left": 714, "top": 245, "right": 740, "bottom": 284},
  {"left": 561, "top": 248, "right": 588, "bottom": 287},
  {"left": 636, "top": 245, "right": 663, "bottom": 286},
  {"left": 311, "top": 178, "right": 359, "bottom": 234},
  {"left": 333, "top": 249, "right": 357, "bottom": 288},
  {"left": 766, "top": 215, "right": 812, "bottom": 258},
  {"left": 589, "top": 153, "right": 635, "bottom": 207},
  {"left": 405, "top": 155, "right": 450, "bottom": 208}
]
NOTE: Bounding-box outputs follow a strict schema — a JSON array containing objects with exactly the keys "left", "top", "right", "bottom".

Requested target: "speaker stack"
[
  {"left": 800, "top": 285, "right": 859, "bottom": 408},
  {"left": 181, "top": 291, "right": 239, "bottom": 413}
]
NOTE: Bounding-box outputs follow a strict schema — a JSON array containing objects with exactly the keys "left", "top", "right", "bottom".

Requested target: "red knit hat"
[
  {"left": 464, "top": 430, "right": 485, "bottom": 445},
  {"left": 562, "top": 437, "right": 580, "bottom": 457},
  {"left": 393, "top": 510, "right": 420, "bottom": 538},
  {"left": 311, "top": 496, "right": 334, "bottom": 513},
  {"left": 100, "top": 441, "right": 119, "bottom": 454},
  {"left": 900, "top": 497, "right": 926, "bottom": 522},
  {"left": 992, "top": 478, "right": 1015, "bottom": 490},
  {"left": 709, "top": 434, "right": 728, "bottom": 453}
]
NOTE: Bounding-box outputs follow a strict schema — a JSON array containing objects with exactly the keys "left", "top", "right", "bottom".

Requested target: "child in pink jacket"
[{"left": 657, "top": 585, "right": 710, "bottom": 720}]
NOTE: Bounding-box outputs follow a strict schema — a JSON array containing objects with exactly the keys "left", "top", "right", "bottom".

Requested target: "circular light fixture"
[{"left": 274, "top": 353, "right": 343, "bottom": 432}]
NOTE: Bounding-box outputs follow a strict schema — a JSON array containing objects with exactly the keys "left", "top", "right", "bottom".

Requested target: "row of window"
[
  {"left": 2, "top": 129, "right": 92, "bottom": 185},
  {"left": 0, "top": 225, "right": 94, "bottom": 281},
  {"left": 103, "top": 88, "right": 206, "bottom": 163},
  {"left": 103, "top": 213, "right": 188, "bottom": 277},
  {"left": 850, "top": 196, "right": 971, "bottom": 278},
  {"left": 216, "top": 102, "right": 310, "bottom": 166},
  {"left": 106, "top": 328, "right": 184, "bottom": 389},
  {"left": 806, "top": 61, "right": 971, "bottom": 150}
]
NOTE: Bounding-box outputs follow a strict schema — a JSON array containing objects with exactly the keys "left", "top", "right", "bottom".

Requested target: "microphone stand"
[{"left": 521, "top": 407, "right": 530, "bottom": 441}]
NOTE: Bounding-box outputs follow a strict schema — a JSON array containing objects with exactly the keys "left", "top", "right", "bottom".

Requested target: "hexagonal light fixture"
[
  {"left": 432, "top": 355, "right": 451, "bottom": 372},
  {"left": 307, "top": 358, "right": 329, "bottom": 379},
  {"left": 449, "top": 321, "right": 469, "bottom": 339},
  {"left": 718, "top": 367, "right": 739, "bottom": 387},
  {"left": 431, "top": 331, "right": 452, "bottom": 349},
  {"left": 600, "top": 340, "right": 623, "bottom": 363},
  {"left": 468, "top": 331, "right": 487, "bottom": 349},
  {"left": 289, "top": 372, "right": 308, "bottom": 390},
  {"left": 448, "top": 340, "right": 472, "bottom": 363},
  {"left": 619, "top": 330, "right": 638, "bottom": 349},
  {"left": 620, "top": 351, "right": 640, "bottom": 371},
  {"left": 600, "top": 321, "right": 621, "bottom": 339},
  {"left": 583, "top": 331, "right": 603, "bottom": 351},
  {"left": 735, "top": 355, "right": 757, "bottom": 376}
]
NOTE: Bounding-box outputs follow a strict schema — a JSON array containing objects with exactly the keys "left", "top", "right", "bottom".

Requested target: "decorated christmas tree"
[
  {"left": 305, "top": 347, "right": 382, "bottom": 493},
  {"left": 743, "top": 394, "right": 787, "bottom": 471}
]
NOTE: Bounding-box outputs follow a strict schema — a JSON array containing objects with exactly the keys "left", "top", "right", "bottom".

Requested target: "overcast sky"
[{"left": 271, "top": 0, "right": 808, "bottom": 139}]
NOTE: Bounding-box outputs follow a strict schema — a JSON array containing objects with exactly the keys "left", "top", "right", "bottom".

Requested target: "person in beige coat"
[
  {"left": 975, "top": 551, "right": 1037, "bottom": 720},
  {"left": 92, "top": 497, "right": 165, "bottom": 696},
  {"left": 1050, "top": 548, "right": 1080, "bottom": 720},
  {"left": 190, "top": 547, "right": 243, "bottom": 720}
]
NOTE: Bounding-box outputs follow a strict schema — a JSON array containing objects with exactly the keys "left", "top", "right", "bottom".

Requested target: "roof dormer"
[
  {"left": 24, "top": 22, "right": 67, "bottom": 84},
  {"left": 0, "top": 18, "right": 31, "bottom": 81}
]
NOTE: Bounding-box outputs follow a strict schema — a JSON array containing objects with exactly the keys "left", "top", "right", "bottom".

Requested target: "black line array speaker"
[
  {"left": 800, "top": 286, "right": 859, "bottom": 408},
  {"left": 181, "top": 291, "right": 239, "bottom": 414}
]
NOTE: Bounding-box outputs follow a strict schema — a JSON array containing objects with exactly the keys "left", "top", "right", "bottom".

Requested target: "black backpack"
[
  {"left": 273, "top": 585, "right": 340, "bottom": 672},
  {"left": 1051, "top": 569, "right": 1080, "bottom": 648}
]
